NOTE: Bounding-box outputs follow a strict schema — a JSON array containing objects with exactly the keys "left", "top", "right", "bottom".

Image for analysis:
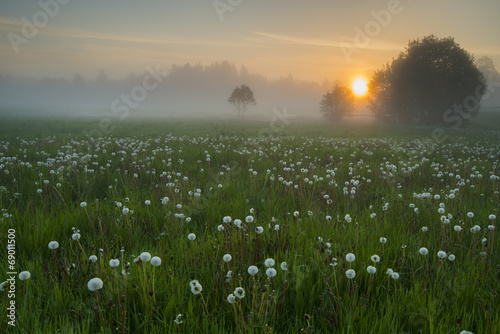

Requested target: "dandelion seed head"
[
  {"left": 151, "top": 256, "right": 161, "bottom": 266},
  {"left": 139, "top": 252, "right": 151, "bottom": 262},
  {"left": 87, "top": 277, "right": 103, "bottom": 291},
  {"left": 345, "top": 269, "right": 356, "bottom": 279},
  {"left": 247, "top": 265, "right": 259, "bottom": 276},
  {"left": 19, "top": 271, "right": 31, "bottom": 281},
  {"left": 48, "top": 241, "right": 59, "bottom": 250},
  {"left": 109, "top": 259, "right": 120, "bottom": 268},
  {"left": 266, "top": 268, "right": 277, "bottom": 278}
]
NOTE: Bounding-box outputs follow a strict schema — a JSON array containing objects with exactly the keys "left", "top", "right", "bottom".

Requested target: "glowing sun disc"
[{"left": 352, "top": 78, "right": 368, "bottom": 96}]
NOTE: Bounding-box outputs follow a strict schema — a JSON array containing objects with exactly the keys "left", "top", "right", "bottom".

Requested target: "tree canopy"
[
  {"left": 319, "top": 84, "right": 355, "bottom": 120},
  {"left": 368, "top": 35, "right": 486, "bottom": 125},
  {"left": 228, "top": 84, "right": 256, "bottom": 116}
]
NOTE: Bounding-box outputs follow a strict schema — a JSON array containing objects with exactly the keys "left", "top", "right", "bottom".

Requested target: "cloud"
[
  {"left": 251, "top": 31, "right": 339, "bottom": 47},
  {"left": 0, "top": 16, "right": 248, "bottom": 48},
  {"left": 251, "top": 30, "right": 404, "bottom": 52}
]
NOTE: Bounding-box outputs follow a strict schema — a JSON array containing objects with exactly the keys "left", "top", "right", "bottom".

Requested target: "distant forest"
[
  {"left": 0, "top": 59, "right": 498, "bottom": 118},
  {"left": 0, "top": 61, "right": 328, "bottom": 117}
]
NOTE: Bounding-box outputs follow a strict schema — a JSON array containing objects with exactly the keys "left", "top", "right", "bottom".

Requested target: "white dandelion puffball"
[
  {"left": 345, "top": 214, "right": 352, "bottom": 223},
  {"left": 454, "top": 225, "right": 463, "bottom": 232},
  {"left": 139, "top": 252, "right": 152, "bottom": 262},
  {"left": 437, "top": 251, "right": 447, "bottom": 259},
  {"left": 72, "top": 233, "right": 81, "bottom": 240},
  {"left": 227, "top": 294, "right": 236, "bottom": 304},
  {"left": 266, "top": 268, "right": 277, "bottom": 278},
  {"left": 245, "top": 216, "right": 254, "bottom": 223},
  {"left": 293, "top": 211, "right": 299, "bottom": 217},
  {"left": 345, "top": 269, "right": 356, "bottom": 279},
  {"left": 217, "top": 225, "right": 224, "bottom": 231},
  {"left": 422, "top": 226, "right": 428, "bottom": 232},
  {"left": 280, "top": 262, "right": 288, "bottom": 271},
  {"left": 89, "top": 255, "right": 98, "bottom": 263},
  {"left": 48, "top": 241, "right": 59, "bottom": 250},
  {"left": 380, "top": 237, "right": 387, "bottom": 244},
  {"left": 391, "top": 272, "right": 400, "bottom": 280},
  {"left": 151, "top": 256, "right": 161, "bottom": 266},
  {"left": 109, "top": 259, "right": 120, "bottom": 268},
  {"left": 234, "top": 219, "right": 242, "bottom": 228},
  {"left": 87, "top": 277, "right": 103, "bottom": 291},
  {"left": 189, "top": 280, "right": 202, "bottom": 295},
  {"left": 234, "top": 287, "right": 245, "bottom": 299},
  {"left": 367, "top": 266, "right": 377, "bottom": 274},
  {"left": 346, "top": 253, "right": 356, "bottom": 262},
  {"left": 174, "top": 314, "right": 183, "bottom": 324},
  {"left": 264, "top": 258, "right": 275, "bottom": 267},
  {"left": 467, "top": 212, "right": 474, "bottom": 218},
  {"left": 223, "top": 216, "right": 231, "bottom": 223},
  {"left": 255, "top": 226, "right": 264, "bottom": 234},
  {"left": 489, "top": 214, "right": 496, "bottom": 220},
  {"left": 80, "top": 202, "right": 87, "bottom": 208},
  {"left": 371, "top": 255, "right": 380, "bottom": 263},
  {"left": 188, "top": 233, "right": 196, "bottom": 241},
  {"left": 386, "top": 268, "right": 394, "bottom": 275},
  {"left": 419, "top": 247, "right": 429, "bottom": 256},
  {"left": 223, "top": 254, "right": 232, "bottom": 263},
  {"left": 488, "top": 225, "right": 495, "bottom": 230},
  {"left": 448, "top": 254, "right": 455, "bottom": 261},
  {"left": 144, "top": 200, "right": 151, "bottom": 206},
  {"left": 19, "top": 271, "right": 31, "bottom": 281},
  {"left": 248, "top": 265, "right": 259, "bottom": 276}
]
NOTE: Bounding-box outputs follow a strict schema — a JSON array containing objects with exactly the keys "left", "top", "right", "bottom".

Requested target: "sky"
[{"left": 1, "top": 0, "right": 500, "bottom": 84}]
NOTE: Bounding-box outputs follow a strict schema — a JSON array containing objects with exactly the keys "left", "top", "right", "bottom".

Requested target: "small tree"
[
  {"left": 228, "top": 84, "right": 256, "bottom": 116},
  {"left": 320, "top": 84, "right": 355, "bottom": 120}
]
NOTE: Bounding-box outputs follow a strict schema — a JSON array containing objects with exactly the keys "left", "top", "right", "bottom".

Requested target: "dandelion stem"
[{"left": 94, "top": 291, "right": 106, "bottom": 332}]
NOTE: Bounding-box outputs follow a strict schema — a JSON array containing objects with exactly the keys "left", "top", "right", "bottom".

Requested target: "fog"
[
  {"left": 0, "top": 61, "right": 332, "bottom": 120},
  {"left": 1, "top": 59, "right": 499, "bottom": 122}
]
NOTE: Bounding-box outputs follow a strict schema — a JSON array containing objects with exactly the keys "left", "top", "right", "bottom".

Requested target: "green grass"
[{"left": 0, "top": 116, "right": 499, "bottom": 333}]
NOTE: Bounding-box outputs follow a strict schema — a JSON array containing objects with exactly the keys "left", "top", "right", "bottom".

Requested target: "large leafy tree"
[
  {"left": 368, "top": 35, "right": 486, "bottom": 125},
  {"left": 320, "top": 84, "right": 355, "bottom": 120},
  {"left": 228, "top": 84, "right": 256, "bottom": 116}
]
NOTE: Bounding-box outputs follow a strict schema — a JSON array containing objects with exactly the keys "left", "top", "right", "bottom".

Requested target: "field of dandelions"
[{"left": 0, "top": 118, "right": 499, "bottom": 334}]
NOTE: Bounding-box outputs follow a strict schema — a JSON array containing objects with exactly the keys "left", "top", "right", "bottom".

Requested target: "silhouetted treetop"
[{"left": 369, "top": 35, "right": 486, "bottom": 125}]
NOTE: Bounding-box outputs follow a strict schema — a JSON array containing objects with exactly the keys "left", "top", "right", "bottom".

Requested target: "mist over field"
[{"left": 0, "top": 62, "right": 326, "bottom": 119}]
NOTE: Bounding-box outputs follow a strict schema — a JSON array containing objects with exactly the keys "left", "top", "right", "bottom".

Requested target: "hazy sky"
[{"left": 1, "top": 0, "right": 499, "bottom": 84}]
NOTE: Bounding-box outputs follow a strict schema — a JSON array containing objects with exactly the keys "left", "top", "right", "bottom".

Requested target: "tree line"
[{"left": 230, "top": 35, "right": 498, "bottom": 126}]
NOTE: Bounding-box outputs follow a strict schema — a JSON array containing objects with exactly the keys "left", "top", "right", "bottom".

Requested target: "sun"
[{"left": 352, "top": 77, "right": 368, "bottom": 97}]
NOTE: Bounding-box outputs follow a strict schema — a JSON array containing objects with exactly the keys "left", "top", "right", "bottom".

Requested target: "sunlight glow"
[{"left": 352, "top": 77, "right": 368, "bottom": 97}]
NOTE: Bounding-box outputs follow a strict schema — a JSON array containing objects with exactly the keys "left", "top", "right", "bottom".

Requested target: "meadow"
[{"left": 0, "top": 116, "right": 499, "bottom": 334}]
